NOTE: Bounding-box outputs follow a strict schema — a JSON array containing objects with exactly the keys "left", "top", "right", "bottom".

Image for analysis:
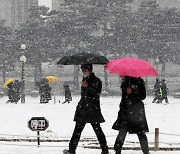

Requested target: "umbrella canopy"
[
  {"left": 3, "top": 78, "right": 15, "bottom": 88},
  {"left": 57, "top": 52, "right": 108, "bottom": 65},
  {"left": 105, "top": 57, "right": 158, "bottom": 77},
  {"left": 45, "top": 76, "right": 59, "bottom": 82}
]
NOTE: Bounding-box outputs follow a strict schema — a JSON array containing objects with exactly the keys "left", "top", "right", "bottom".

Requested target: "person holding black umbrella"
[
  {"left": 112, "top": 76, "right": 149, "bottom": 154},
  {"left": 63, "top": 64, "right": 109, "bottom": 154}
]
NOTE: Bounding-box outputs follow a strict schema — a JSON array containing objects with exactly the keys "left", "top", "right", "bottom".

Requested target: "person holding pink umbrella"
[
  {"left": 105, "top": 57, "right": 157, "bottom": 154},
  {"left": 112, "top": 76, "right": 149, "bottom": 154}
]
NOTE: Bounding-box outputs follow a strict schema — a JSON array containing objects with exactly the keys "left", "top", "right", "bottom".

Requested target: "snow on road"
[{"left": 0, "top": 95, "right": 179, "bottom": 153}]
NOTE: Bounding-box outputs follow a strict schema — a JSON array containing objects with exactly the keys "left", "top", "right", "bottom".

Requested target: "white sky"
[{"left": 38, "top": 0, "right": 52, "bottom": 9}]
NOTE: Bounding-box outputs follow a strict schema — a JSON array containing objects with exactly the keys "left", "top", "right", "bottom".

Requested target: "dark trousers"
[
  {"left": 152, "top": 97, "right": 158, "bottom": 103},
  {"left": 69, "top": 122, "right": 108, "bottom": 151},
  {"left": 164, "top": 96, "right": 169, "bottom": 103},
  {"left": 161, "top": 96, "right": 169, "bottom": 103},
  {"left": 152, "top": 93, "right": 160, "bottom": 103},
  {"left": 156, "top": 96, "right": 169, "bottom": 104},
  {"left": 114, "top": 128, "right": 149, "bottom": 154}
]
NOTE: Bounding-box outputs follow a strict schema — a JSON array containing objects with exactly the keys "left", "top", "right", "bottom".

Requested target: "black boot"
[
  {"left": 115, "top": 150, "right": 121, "bottom": 154},
  {"left": 62, "top": 101, "right": 67, "bottom": 104},
  {"left": 101, "top": 149, "right": 109, "bottom": 154},
  {"left": 63, "top": 149, "right": 76, "bottom": 154}
]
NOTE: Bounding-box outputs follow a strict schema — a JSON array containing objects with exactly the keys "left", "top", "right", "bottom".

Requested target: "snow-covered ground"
[{"left": 0, "top": 95, "right": 180, "bottom": 154}]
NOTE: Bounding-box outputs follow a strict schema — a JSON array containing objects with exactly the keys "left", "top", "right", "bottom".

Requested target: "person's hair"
[
  {"left": 80, "top": 64, "right": 93, "bottom": 70},
  {"left": 64, "top": 84, "right": 69, "bottom": 88},
  {"left": 156, "top": 78, "right": 159, "bottom": 81}
]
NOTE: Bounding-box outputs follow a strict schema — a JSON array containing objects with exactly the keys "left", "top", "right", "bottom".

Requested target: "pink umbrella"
[{"left": 105, "top": 57, "right": 158, "bottom": 77}]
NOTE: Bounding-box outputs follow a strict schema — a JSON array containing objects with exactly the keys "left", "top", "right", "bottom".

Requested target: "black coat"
[
  {"left": 74, "top": 73, "right": 105, "bottom": 123},
  {"left": 7, "top": 81, "right": 21, "bottom": 103},
  {"left": 112, "top": 76, "right": 149, "bottom": 134},
  {"left": 64, "top": 86, "right": 72, "bottom": 101},
  {"left": 39, "top": 84, "right": 51, "bottom": 101},
  {"left": 154, "top": 80, "right": 161, "bottom": 97},
  {"left": 161, "top": 81, "right": 168, "bottom": 97}
]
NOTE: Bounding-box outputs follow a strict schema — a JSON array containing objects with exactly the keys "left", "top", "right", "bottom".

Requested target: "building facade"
[{"left": 0, "top": 0, "right": 38, "bottom": 28}]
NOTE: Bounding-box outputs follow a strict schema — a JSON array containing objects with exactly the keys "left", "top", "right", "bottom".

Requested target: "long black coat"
[
  {"left": 161, "top": 81, "right": 168, "bottom": 98},
  {"left": 7, "top": 81, "right": 21, "bottom": 103},
  {"left": 154, "top": 80, "right": 161, "bottom": 98},
  {"left": 74, "top": 73, "right": 105, "bottom": 123},
  {"left": 39, "top": 80, "right": 52, "bottom": 103},
  {"left": 112, "top": 76, "right": 149, "bottom": 134},
  {"left": 64, "top": 86, "right": 72, "bottom": 101}
]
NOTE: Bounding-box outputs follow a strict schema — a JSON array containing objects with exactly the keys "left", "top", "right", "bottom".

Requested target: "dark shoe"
[
  {"left": 115, "top": 150, "right": 121, "bottom": 154},
  {"left": 101, "top": 148, "right": 109, "bottom": 154},
  {"left": 63, "top": 149, "right": 76, "bottom": 154},
  {"left": 101, "top": 150, "right": 109, "bottom": 154},
  {"left": 7, "top": 100, "right": 11, "bottom": 103}
]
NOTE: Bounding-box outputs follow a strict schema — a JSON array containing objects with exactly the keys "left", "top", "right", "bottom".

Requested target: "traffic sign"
[{"left": 28, "top": 117, "right": 49, "bottom": 131}]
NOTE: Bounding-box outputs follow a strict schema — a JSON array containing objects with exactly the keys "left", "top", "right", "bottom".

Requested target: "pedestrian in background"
[
  {"left": 7, "top": 80, "right": 22, "bottom": 104},
  {"left": 159, "top": 79, "right": 169, "bottom": 104},
  {"left": 62, "top": 83, "right": 72, "bottom": 104},
  {"left": 112, "top": 76, "right": 149, "bottom": 154},
  {"left": 38, "top": 78, "right": 51, "bottom": 103},
  {"left": 63, "top": 64, "right": 109, "bottom": 154},
  {"left": 7, "top": 82, "right": 15, "bottom": 103},
  {"left": 152, "top": 78, "right": 161, "bottom": 103}
]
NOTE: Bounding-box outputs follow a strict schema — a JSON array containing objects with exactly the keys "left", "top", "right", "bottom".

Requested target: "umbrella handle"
[{"left": 128, "top": 77, "right": 130, "bottom": 87}]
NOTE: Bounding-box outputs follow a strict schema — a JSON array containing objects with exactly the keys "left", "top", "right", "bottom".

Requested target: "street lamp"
[{"left": 20, "top": 44, "right": 26, "bottom": 103}]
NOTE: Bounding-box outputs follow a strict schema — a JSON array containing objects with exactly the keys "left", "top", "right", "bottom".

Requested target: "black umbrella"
[{"left": 57, "top": 52, "right": 108, "bottom": 65}]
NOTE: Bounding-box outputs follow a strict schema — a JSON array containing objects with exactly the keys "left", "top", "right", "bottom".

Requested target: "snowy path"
[
  {"left": 0, "top": 95, "right": 179, "bottom": 153},
  {"left": 0, "top": 144, "right": 180, "bottom": 154}
]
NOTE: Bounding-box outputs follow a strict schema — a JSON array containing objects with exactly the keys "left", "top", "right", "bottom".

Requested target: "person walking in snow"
[
  {"left": 62, "top": 83, "right": 72, "bottom": 104},
  {"left": 13, "top": 80, "right": 22, "bottom": 103},
  {"left": 63, "top": 64, "right": 109, "bottom": 154},
  {"left": 7, "top": 80, "right": 22, "bottom": 104},
  {"left": 112, "top": 76, "right": 149, "bottom": 154},
  {"left": 158, "top": 79, "right": 169, "bottom": 104},
  {"left": 38, "top": 78, "right": 51, "bottom": 103},
  {"left": 7, "top": 82, "right": 15, "bottom": 103},
  {"left": 152, "top": 78, "right": 161, "bottom": 103}
]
